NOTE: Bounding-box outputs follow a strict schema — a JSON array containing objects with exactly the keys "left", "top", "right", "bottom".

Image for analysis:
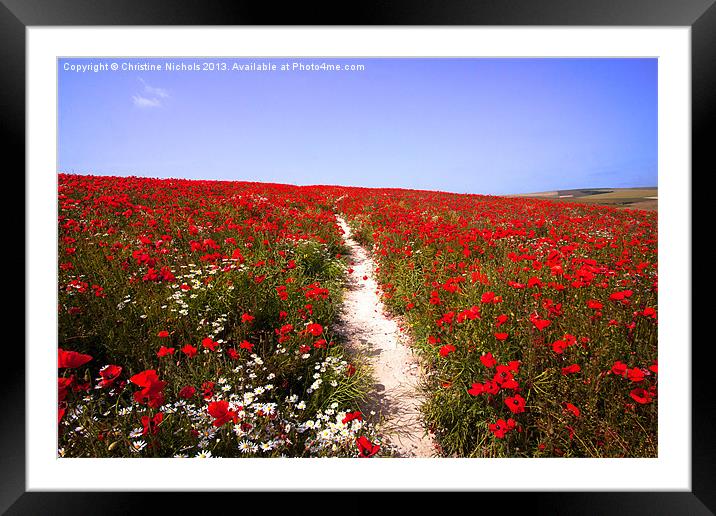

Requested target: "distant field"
[{"left": 509, "top": 187, "right": 658, "bottom": 211}]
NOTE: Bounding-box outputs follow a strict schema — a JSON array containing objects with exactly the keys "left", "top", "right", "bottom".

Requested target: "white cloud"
[
  {"left": 139, "top": 77, "right": 169, "bottom": 98},
  {"left": 132, "top": 78, "right": 169, "bottom": 107},
  {"left": 132, "top": 95, "right": 162, "bottom": 108}
]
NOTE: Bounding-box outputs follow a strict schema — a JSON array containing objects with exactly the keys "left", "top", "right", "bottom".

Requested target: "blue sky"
[{"left": 58, "top": 58, "right": 657, "bottom": 195}]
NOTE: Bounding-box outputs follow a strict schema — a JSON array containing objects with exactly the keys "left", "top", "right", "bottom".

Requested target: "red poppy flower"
[
  {"left": 611, "top": 361, "right": 628, "bottom": 376},
  {"left": 480, "top": 352, "right": 497, "bottom": 368},
  {"left": 627, "top": 368, "right": 645, "bottom": 383},
  {"left": 202, "top": 337, "right": 218, "bottom": 351},
  {"left": 564, "top": 402, "right": 580, "bottom": 417},
  {"left": 531, "top": 317, "right": 551, "bottom": 331},
  {"left": 505, "top": 394, "right": 526, "bottom": 414},
  {"left": 58, "top": 407, "right": 66, "bottom": 424},
  {"left": 561, "top": 364, "right": 581, "bottom": 375},
  {"left": 157, "top": 346, "right": 175, "bottom": 357},
  {"left": 630, "top": 388, "right": 654, "bottom": 404},
  {"left": 552, "top": 339, "right": 567, "bottom": 354},
  {"left": 484, "top": 380, "right": 501, "bottom": 395},
  {"left": 648, "top": 361, "right": 658, "bottom": 374},
  {"left": 609, "top": 290, "right": 633, "bottom": 302},
  {"left": 98, "top": 365, "right": 122, "bottom": 388},
  {"left": 468, "top": 382, "right": 485, "bottom": 396},
  {"left": 130, "top": 370, "right": 167, "bottom": 408},
  {"left": 346, "top": 364, "right": 356, "bottom": 377},
  {"left": 642, "top": 306, "right": 657, "bottom": 318},
  {"left": 481, "top": 292, "right": 494, "bottom": 303},
  {"left": 58, "top": 348, "right": 93, "bottom": 369},
  {"left": 489, "top": 420, "right": 507, "bottom": 438},
  {"left": 356, "top": 436, "right": 380, "bottom": 457},
  {"left": 495, "top": 314, "right": 509, "bottom": 327},
  {"left": 201, "top": 381, "right": 215, "bottom": 399},
  {"left": 502, "top": 378, "right": 520, "bottom": 390},
  {"left": 239, "top": 340, "right": 254, "bottom": 352},
  {"left": 129, "top": 369, "right": 159, "bottom": 388},
  {"left": 141, "top": 412, "right": 164, "bottom": 435},
  {"left": 494, "top": 365, "right": 515, "bottom": 385},
  {"left": 178, "top": 385, "right": 196, "bottom": 399},
  {"left": 586, "top": 299, "right": 603, "bottom": 310},
  {"left": 58, "top": 376, "right": 73, "bottom": 401},
  {"left": 181, "top": 344, "right": 198, "bottom": 358},
  {"left": 494, "top": 332, "right": 509, "bottom": 341},
  {"left": 439, "top": 344, "right": 456, "bottom": 357},
  {"left": 527, "top": 277, "right": 542, "bottom": 289},
  {"left": 488, "top": 418, "right": 516, "bottom": 439},
  {"left": 342, "top": 411, "right": 363, "bottom": 424},
  {"left": 227, "top": 348, "right": 240, "bottom": 360},
  {"left": 207, "top": 400, "right": 238, "bottom": 427},
  {"left": 241, "top": 313, "right": 255, "bottom": 323},
  {"left": 157, "top": 330, "right": 170, "bottom": 338},
  {"left": 306, "top": 323, "right": 323, "bottom": 336}
]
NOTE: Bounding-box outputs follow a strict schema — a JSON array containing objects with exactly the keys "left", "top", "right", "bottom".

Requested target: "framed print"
[{"left": 4, "top": 0, "right": 714, "bottom": 513}]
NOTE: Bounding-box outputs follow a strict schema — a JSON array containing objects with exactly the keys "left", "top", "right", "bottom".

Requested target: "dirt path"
[{"left": 334, "top": 214, "right": 435, "bottom": 458}]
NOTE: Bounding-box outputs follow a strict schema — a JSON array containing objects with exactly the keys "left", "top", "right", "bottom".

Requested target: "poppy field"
[{"left": 58, "top": 173, "right": 657, "bottom": 458}]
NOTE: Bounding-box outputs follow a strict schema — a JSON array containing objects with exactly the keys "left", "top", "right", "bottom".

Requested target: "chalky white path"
[{"left": 335, "top": 215, "right": 435, "bottom": 458}]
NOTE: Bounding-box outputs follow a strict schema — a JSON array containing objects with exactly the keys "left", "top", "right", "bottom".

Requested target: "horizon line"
[{"left": 57, "top": 171, "right": 657, "bottom": 197}]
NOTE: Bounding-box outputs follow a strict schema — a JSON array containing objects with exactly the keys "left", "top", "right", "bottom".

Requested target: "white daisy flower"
[{"left": 130, "top": 440, "right": 147, "bottom": 453}]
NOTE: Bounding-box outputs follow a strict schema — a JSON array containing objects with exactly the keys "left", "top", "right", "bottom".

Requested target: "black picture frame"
[{"left": 4, "top": 1, "right": 712, "bottom": 514}]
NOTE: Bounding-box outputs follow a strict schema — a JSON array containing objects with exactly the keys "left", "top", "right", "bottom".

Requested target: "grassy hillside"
[{"left": 509, "top": 187, "right": 657, "bottom": 211}]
